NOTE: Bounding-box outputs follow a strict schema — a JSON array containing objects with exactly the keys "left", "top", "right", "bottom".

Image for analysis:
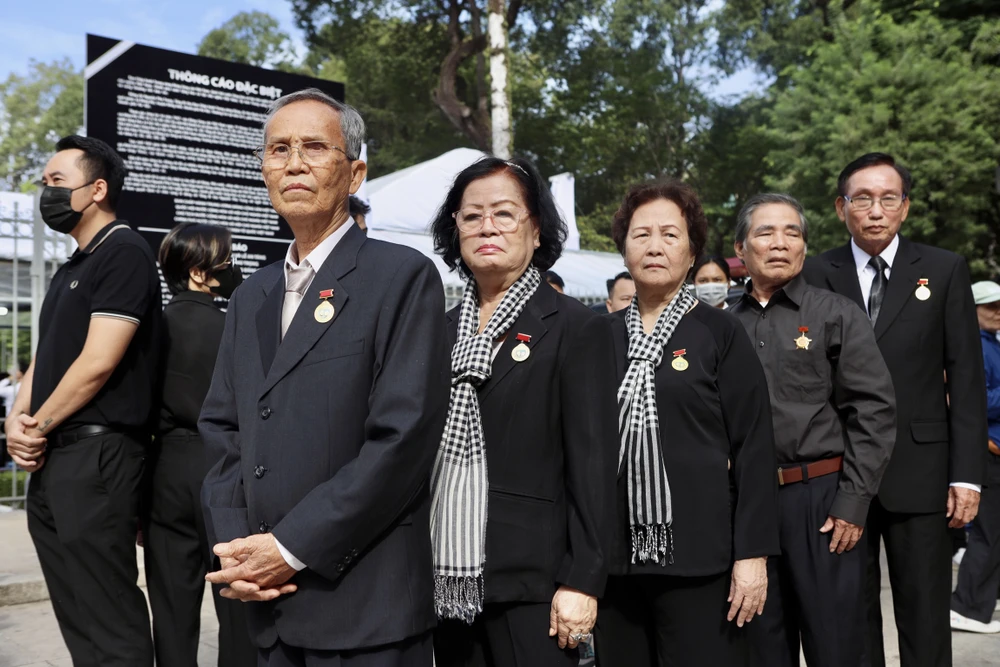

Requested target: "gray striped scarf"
[
  {"left": 430, "top": 267, "right": 541, "bottom": 622},
  {"left": 617, "top": 286, "right": 697, "bottom": 565}
]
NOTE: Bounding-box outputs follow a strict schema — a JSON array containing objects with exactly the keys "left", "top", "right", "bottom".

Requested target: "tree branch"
[{"left": 433, "top": 33, "right": 491, "bottom": 150}]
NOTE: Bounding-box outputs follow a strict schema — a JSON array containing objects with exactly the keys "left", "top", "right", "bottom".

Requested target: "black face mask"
[
  {"left": 39, "top": 182, "right": 95, "bottom": 234},
  {"left": 212, "top": 264, "right": 244, "bottom": 300}
]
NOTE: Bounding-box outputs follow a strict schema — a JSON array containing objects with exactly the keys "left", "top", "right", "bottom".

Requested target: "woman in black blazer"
[
  {"left": 595, "top": 180, "right": 780, "bottom": 666},
  {"left": 144, "top": 222, "right": 252, "bottom": 667},
  {"left": 429, "top": 157, "right": 618, "bottom": 667}
]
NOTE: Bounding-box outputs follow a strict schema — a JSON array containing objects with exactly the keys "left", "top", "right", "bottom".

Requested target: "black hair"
[
  {"left": 158, "top": 223, "right": 233, "bottom": 295},
  {"left": 837, "top": 152, "right": 913, "bottom": 197},
  {"left": 18, "top": 360, "right": 28, "bottom": 375},
  {"left": 606, "top": 271, "right": 633, "bottom": 297},
  {"left": 431, "top": 157, "right": 568, "bottom": 279},
  {"left": 545, "top": 270, "right": 565, "bottom": 289},
  {"left": 692, "top": 255, "right": 731, "bottom": 282},
  {"left": 349, "top": 195, "right": 371, "bottom": 219},
  {"left": 54, "top": 135, "right": 128, "bottom": 210}
]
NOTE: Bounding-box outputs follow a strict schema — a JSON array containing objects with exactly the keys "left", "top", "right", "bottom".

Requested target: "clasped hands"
[
  {"left": 205, "top": 534, "right": 298, "bottom": 602},
  {"left": 6, "top": 414, "right": 47, "bottom": 472}
]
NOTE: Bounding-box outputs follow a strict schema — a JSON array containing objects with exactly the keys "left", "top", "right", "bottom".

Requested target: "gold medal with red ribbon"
[
  {"left": 511, "top": 333, "right": 531, "bottom": 362},
  {"left": 795, "top": 326, "right": 811, "bottom": 350},
  {"left": 671, "top": 348, "right": 689, "bottom": 371},
  {"left": 915, "top": 278, "right": 931, "bottom": 301},
  {"left": 314, "top": 288, "right": 336, "bottom": 323}
]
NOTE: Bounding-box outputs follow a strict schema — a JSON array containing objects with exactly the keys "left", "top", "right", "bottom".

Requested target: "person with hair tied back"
[
  {"left": 595, "top": 179, "right": 779, "bottom": 666},
  {"left": 145, "top": 222, "right": 254, "bottom": 667},
  {"left": 429, "top": 156, "right": 618, "bottom": 667},
  {"left": 6, "top": 135, "right": 161, "bottom": 666},
  {"left": 692, "top": 255, "right": 732, "bottom": 309}
]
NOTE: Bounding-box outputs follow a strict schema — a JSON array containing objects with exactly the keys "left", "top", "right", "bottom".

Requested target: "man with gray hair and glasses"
[
  {"left": 200, "top": 88, "right": 450, "bottom": 666},
  {"left": 730, "top": 193, "right": 896, "bottom": 667}
]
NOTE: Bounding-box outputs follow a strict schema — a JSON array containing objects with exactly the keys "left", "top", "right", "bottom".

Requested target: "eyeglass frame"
[
  {"left": 451, "top": 206, "right": 530, "bottom": 233},
  {"left": 253, "top": 141, "right": 352, "bottom": 167},
  {"left": 842, "top": 193, "right": 908, "bottom": 212}
]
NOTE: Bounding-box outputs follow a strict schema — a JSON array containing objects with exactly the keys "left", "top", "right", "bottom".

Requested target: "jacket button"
[
  {"left": 260, "top": 407, "right": 271, "bottom": 420},
  {"left": 259, "top": 521, "right": 270, "bottom": 533},
  {"left": 336, "top": 564, "right": 345, "bottom": 573},
  {"left": 254, "top": 466, "right": 266, "bottom": 479}
]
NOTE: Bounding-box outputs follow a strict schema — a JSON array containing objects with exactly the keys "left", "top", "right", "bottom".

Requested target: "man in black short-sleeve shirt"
[{"left": 5, "top": 136, "right": 159, "bottom": 667}]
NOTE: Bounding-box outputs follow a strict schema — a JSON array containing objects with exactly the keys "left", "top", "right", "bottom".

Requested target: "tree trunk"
[{"left": 487, "top": 0, "right": 512, "bottom": 158}]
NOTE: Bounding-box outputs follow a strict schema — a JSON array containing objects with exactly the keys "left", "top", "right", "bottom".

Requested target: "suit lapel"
[
  {"left": 610, "top": 313, "right": 627, "bottom": 480},
  {"left": 478, "top": 287, "right": 556, "bottom": 403},
  {"left": 255, "top": 266, "right": 284, "bottom": 376},
  {"left": 258, "top": 225, "right": 364, "bottom": 399},
  {"left": 874, "top": 237, "right": 921, "bottom": 340},
  {"left": 825, "top": 244, "right": 866, "bottom": 312}
]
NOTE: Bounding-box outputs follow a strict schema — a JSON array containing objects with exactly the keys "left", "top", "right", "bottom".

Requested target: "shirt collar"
[
  {"left": 77, "top": 220, "right": 128, "bottom": 256},
  {"left": 851, "top": 234, "right": 899, "bottom": 274},
  {"left": 284, "top": 218, "right": 355, "bottom": 275},
  {"left": 742, "top": 272, "right": 806, "bottom": 308}
]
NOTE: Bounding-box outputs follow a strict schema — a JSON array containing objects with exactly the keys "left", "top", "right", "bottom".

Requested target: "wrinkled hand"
[
  {"left": 205, "top": 535, "right": 298, "bottom": 602},
  {"left": 947, "top": 486, "right": 980, "bottom": 528},
  {"left": 727, "top": 557, "right": 767, "bottom": 627},
  {"left": 819, "top": 516, "right": 864, "bottom": 554},
  {"left": 5, "top": 414, "right": 46, "bottom": 472},
  {"left": 549, "top": 586, "right": 597, "bottom": 649}
]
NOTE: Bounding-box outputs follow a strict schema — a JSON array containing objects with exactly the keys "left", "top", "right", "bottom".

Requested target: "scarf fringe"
[
  {"left": 434, "top": 574, "right": 484, "bottom": 624},
  {"left": 630, "top": 523, "right": 674, "bottom": 566}
]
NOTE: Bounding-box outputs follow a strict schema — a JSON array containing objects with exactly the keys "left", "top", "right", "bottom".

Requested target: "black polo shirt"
[{"left": 32, "top": 220, "right": 162, "bottom": 432}]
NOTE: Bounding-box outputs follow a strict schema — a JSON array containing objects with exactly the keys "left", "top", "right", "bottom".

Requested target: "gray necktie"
[
  {"left": 867, "top": 255, "right": 889, "bottom": 326},
  {"left": 281, "top": 265, "right": 314, "bottom": 339}
]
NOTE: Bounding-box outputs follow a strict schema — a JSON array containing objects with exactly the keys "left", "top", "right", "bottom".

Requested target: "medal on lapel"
[
  {"left": 795, "top": 326, "right": 811, "bottom": 350},
  {"left": 314, "top": 288, "right": 335, "bottom": 323},
  {"left": 671, "top": 349, "right": 688, "bottom": 371},
  {"left": 915, "top": 278, "right": 931, "bottom": 301},
  {"left": 511, "top": 333, "right": 531, "bottom": 362}
]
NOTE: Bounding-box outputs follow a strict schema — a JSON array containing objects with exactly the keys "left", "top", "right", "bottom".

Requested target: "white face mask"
[{"left": 694, "top": 283, "right": 729, "bottom": 307}]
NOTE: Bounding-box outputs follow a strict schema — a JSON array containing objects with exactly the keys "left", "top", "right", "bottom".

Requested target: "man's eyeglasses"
[
  {"left": 843, "top": 194, "right": 907, "bottom": 212},
  {"left": 253, "top": 142, "right": 351, "bottom": 167},
  {"left": 452, "top": 206, "right": 527, "bottom": 232}
]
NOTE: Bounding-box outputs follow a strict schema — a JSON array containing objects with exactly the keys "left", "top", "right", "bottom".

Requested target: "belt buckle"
[{"left": 777, "top": 467, "right": 785, "bottom": 486}]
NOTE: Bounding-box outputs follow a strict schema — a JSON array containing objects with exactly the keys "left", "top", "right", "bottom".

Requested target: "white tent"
[{"left": 365, "top": 150, "right": 623, "bottom": 302}]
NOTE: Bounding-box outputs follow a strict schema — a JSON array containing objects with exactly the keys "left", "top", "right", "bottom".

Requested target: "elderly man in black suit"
[
  {"left": 804, "top": 152, "right": 987, "bottom": 667},
  {"left": 200, "top": 88, "right": 450, "bottom": 667}
]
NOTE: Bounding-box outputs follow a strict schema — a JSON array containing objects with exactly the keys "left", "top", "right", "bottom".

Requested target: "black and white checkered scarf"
[
  {"left": 430, "top": 267, "right": 541, "bottom": 622},
  {"left": 618, "top": 286, "right": 697, "bottom": 565}
]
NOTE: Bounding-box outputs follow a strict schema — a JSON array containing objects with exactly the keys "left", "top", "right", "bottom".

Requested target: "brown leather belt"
[{"left": 777, "top": 456, "right": 843, "bottom": 486}]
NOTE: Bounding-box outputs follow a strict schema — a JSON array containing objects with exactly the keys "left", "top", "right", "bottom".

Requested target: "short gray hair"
[
  {"left": 263, "top": 88, "right": 366, "bottom": 161},
  {"left": 735, "top": 193, "right": 809, "bottom": 246}
]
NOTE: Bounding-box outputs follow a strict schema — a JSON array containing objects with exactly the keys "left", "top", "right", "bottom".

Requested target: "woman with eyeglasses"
[
  {"left": 144, "top": 222, "right": 252, "bottom": 667},
  {"left": 428, "top": 157, "right": 618, "bottom": 667}
]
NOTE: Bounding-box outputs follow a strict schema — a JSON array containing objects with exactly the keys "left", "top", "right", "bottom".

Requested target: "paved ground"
[{"left": 0, "top": 509, "right": 998, "bottom": 666}]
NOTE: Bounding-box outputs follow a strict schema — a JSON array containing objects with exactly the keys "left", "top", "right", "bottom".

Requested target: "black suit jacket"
[
  {"left": 804, "top": 237, "right": 987, "bottom": 512},
  {"left": 445, "top": 282, "right": 618, "bottom": 604},
  {"left": 200, "top": 224, "right": 450, "bottom": 651}
]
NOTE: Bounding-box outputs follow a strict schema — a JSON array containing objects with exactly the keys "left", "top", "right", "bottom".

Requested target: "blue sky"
[{"left": 0, "top": 0, "right": 761, "bottom": 100}]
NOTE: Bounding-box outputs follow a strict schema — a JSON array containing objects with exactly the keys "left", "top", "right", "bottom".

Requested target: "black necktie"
[{"left": 868, "top": 255, "right": 889, "bottom": 326}]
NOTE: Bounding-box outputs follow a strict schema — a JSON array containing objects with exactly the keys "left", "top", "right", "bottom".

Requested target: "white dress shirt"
[
  {"left": 851, "top": 234, "right": 979, "bottom": 494},
  {"left": 274, "top": 218, "right": 355, "bottom": 571}
]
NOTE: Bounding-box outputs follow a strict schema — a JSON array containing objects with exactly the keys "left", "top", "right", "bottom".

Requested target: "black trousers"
[
  {"left": 595, "top": 572, "right": 748, "bottom": 667},
  {"left": 26, "top": 432, "right": 153, "bottom": 667},
  {"left": 435, "top": 602, "right": 579, "bottom": 667},
  {"left": 749, "top": 473, "right": 867, "bottom": 667},
  {"left": 866, "top": 497, "right": 952, "bottom": 667},
  {"left": 144, "top": 432, "right": 256, "bottom": 667},
  {"left": 952, "top": 453, "right": 1000, "bottom": 623},
  {"left": 259, "top": 632, "right": 433, "bottom": 666}
]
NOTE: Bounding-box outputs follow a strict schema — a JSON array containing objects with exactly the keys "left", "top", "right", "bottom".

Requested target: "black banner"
[{"left": 85, "top": 34, "right": 345, "bottom": 298}]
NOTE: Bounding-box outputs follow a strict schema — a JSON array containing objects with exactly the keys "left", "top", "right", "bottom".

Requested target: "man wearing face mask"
[
  {"left": 692, "top": 255, "right": 732, "bottom": 309},
  {"left": 6, "top": 135, "right": 161, "bottom": 666},
  {"left": 144, "top": 222, "right": 254, "bottom": 667},
  {"left": 729, "top": 193, "right": 896, "bottom": 667}
]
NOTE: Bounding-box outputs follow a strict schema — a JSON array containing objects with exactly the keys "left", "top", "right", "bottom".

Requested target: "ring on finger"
[{"left": 569, "top": 632, "right": 592, "bottom": 643}]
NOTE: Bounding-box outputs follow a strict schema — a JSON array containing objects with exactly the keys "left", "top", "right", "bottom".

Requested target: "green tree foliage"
[
  {"left": 764, "top": 7, "right": 1000, "bottom": 275},
  {"left": 197, "top": 11, "right": 298, "bottom": 68},
  {"left": 0, "top": 59, "right": 83, "bottom": 192}
]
